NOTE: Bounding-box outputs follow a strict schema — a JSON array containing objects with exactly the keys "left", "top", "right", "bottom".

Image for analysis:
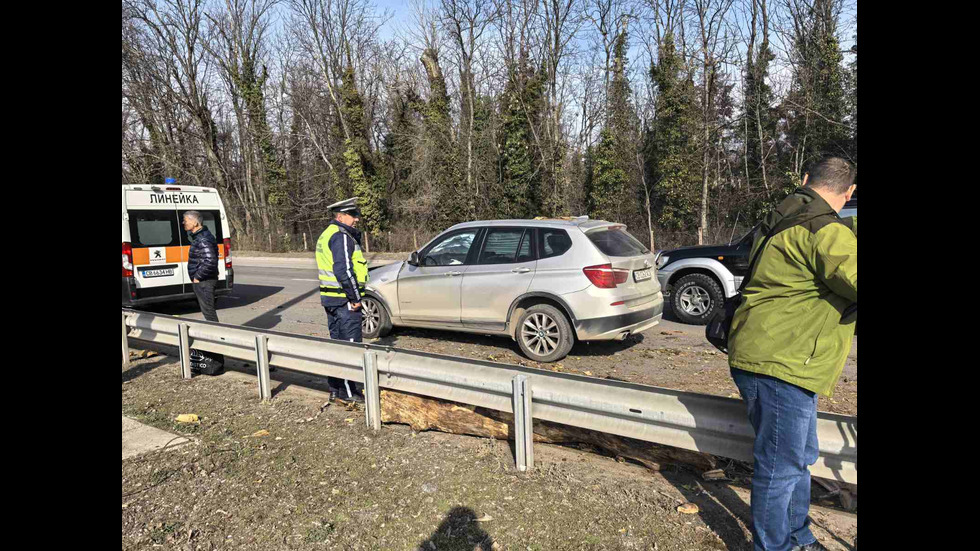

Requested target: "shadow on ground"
[
  {"left": 137, "top": 283, "right": 285, "bottom": 317},
  {"left": 372, "top": 326, "right": 644, "bottom": 360},
  {"left": 122, "top": 354, "right": 175, "bottom": 383},
  {"left": 240, "top": 287, "right": 319, "bottom": 330},
  {"left": 417, "top": 506, "right": 494, "bottom": 551}
]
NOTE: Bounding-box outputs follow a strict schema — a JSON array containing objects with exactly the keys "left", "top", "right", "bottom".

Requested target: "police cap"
[{"left": 328, "top": 197, "right": 362, "bottom": 217}]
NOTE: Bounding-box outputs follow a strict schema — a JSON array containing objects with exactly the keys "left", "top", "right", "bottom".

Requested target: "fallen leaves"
[{"left": 249, "top": 429, "right": 271, "bottom": 438}]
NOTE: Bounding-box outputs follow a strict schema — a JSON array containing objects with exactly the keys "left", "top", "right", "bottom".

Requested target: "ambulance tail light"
[
  {"left": 122, "top": 242, "right": 134, "bottom": 277},
  {"left": 224, "top": 238, "right": 232, "bottom": 269}
]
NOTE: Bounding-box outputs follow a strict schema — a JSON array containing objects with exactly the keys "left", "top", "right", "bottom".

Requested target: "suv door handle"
[
  {"left": 511, "top": 267, "right": 531, "bottom": 274},
  {"left": 446, "top": 271, "right": 462, "bottom": 277}
]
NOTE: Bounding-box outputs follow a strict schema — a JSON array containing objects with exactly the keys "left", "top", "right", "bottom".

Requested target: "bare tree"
[
  {"left": 690, "top": 0, "right": 733, "bottom": 243},
  {"left": 126, "top": 0, "right": 228, "bottom": 191},
  {"left": 204, "top": 0, "right": 283, "bottom": 236},
  {"left": 440, "top": 0, "right": 496, "bottom": 204}
]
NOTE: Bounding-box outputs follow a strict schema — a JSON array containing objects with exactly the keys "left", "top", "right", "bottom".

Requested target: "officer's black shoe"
[
  {"left": 342, "top": 392, "right": 365, "bottom": 404},
  {"left": 791, "top": 541, "right": 828, "bottom": 551}
]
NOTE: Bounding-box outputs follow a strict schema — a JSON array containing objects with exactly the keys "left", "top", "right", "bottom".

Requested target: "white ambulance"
[{"left": 122, "top": 183, "right": 234, "bottom": 306}]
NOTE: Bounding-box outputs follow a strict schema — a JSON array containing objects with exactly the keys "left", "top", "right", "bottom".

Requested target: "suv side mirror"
[{"left": 408, "top": 251, "right": 420, "bottom": 266}]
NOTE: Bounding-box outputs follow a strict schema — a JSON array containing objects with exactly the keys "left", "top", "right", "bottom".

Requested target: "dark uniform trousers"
[
  {"left": 325, "top": 304, "right": 364, "bottom": 396},
  {"left": 193, "top": 280, "right": 219, "bottom": 322}
]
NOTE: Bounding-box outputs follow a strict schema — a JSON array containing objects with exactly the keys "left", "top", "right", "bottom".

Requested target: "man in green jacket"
[{"left": 729, "top": 157, "right": 857, "bottom": 551}]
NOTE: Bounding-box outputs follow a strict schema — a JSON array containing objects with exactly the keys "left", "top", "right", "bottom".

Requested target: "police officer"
[{"left": 316, "top": 198, "right": 369, "bottom": 402}]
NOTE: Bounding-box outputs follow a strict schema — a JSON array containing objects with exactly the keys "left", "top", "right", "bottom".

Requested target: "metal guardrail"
[{"left": 122, "top": 308, "right": 857, "bottom": 483}]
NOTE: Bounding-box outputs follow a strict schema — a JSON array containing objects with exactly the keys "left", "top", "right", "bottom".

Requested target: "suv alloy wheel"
[
  {"left": 361, "top": 296, "right": 392, "bottom": 339},
  {"left": 516, "top": 304, "right": 574, "bottom": 362}
]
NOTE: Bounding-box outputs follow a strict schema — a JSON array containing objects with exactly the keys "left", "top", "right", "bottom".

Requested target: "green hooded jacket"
[{"left": 728, "top": 187, "right": 857, "bottom": 397}]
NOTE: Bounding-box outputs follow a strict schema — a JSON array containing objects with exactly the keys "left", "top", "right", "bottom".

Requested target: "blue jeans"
[
  {"left": 325, "top": 304, "right": 363, "bottom": 396},
  {"left": 731, "top": 368, "right": 819, "bottom": 551}
]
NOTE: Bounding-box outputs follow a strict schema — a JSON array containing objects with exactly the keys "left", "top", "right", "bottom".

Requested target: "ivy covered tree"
[
  {"left": 783, "top": 0, "right": 851, "bottom": 171},
  {"left": 646, "top": 32, "right": 701, "bottom": 233},
  {"left": 339, "top": 60, "right": 387, "bottom": 239},
  {"left": 589, "top": 26, "right": 642, "bottom": 229},
  {"left": 497, "top": 58, "right": 545, "bottom": 220},
  {"left": 419, "top": 48, "right": 466, "bottom": 228}
]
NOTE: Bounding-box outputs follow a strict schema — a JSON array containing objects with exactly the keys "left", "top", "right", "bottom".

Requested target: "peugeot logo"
[{"left": 643, "top": 259, "right": 650, "bottom": 268}]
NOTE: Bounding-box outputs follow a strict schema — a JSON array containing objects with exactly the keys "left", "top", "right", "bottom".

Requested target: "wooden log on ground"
[{"left": 380, "top": 389, "right": 716, "bottom": 472}]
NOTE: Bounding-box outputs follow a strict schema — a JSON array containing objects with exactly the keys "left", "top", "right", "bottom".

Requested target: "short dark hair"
[{"left": 805, "top": 157, "right": 856, "bottom": 194}]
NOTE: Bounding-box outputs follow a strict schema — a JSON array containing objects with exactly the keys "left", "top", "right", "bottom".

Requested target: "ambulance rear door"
[
  {"left": 125, "top": 189, "right": 185, "bottom": 298},
  {"left": 177, "top": 206, "right": 226, "bottom": 285}
]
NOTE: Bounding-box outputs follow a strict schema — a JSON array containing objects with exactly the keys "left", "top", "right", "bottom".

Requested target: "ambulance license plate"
[
  {"left": 142, "top": 267, "right": 175, "bottom": 278},
  {"left": 633, "top": 268, "right": 652, "bottom": 282}
]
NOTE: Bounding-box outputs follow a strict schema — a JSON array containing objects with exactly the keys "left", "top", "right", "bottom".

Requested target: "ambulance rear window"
[
  {"left": 178, "top": 210, "right": 222, "bottom": 241},
  {"left": 130, "top": 210, "right": 179, "bottom": 247}
]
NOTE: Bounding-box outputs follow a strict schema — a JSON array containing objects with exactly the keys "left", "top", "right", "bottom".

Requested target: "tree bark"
[{"left": 380, "top": 389, "right": 717, "bottom": 472}]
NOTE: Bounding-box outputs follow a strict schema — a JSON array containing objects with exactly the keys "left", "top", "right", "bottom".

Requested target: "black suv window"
[
  {"left": 587, "top": 227, "right": 649, "bottom": 256},
  {"left": 129, "top": 210, "right": 179, "bottom": 247},
  {"left": 538, "top": 228, "right": 572, "bottom": 259},
  {"left": 478, "top": 228, "right": 532, "bottom": 264},
  {"left": 422, "top": 230, "right": 479, "bottom": 266}
]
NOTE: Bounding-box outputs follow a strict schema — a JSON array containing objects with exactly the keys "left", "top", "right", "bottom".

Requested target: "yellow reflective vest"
[{"left": 315, "top": 223, "right": 368, "bottom": 301}]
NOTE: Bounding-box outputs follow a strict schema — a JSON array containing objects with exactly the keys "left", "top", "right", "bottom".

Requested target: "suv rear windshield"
[{"left": 587, "top": 227, "right": 649, "bottom": 257}]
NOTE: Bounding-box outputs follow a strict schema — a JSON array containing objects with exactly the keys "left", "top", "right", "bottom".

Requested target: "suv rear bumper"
[{"left": 573, "top": 295, "right": 663, "bottom": 340}]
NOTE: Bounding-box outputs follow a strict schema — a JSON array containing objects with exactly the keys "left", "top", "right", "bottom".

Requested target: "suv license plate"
[
  {"left": 633, "top": 268, "right": 652, "bottom": 282},
  {"left": 142, "top": 267, "right": 175, "bottom": 278}
]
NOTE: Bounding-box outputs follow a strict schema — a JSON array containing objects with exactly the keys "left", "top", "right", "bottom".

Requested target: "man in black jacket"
[{"left": 183, "top": 211, "right": 220, "bottom": 322}]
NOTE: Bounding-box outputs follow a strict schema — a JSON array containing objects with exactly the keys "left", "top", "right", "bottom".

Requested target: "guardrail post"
[
  {"left": 512, "top": 374, "right": 534, "bottom": 471},
  {"left": 363, "top": 351, "right": 381, "bottom": 431},
  {"left": 178, "top": 323, "right": 192, "bottom": 379},
  {"left": 122, "top": 312, "right": 130, "bottom": 368},
  {"left": 255, "top": 335, "right": 271, "bottom": 400}
]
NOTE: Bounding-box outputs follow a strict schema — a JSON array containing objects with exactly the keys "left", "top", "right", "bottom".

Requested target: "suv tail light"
[
  {"left": 224, "top": 238, "right": 232, "bottom": 269},
  {"left": 583, "top": 264, "right": 629, "bottom": 288},
  {"left": 122, "top": 242, "right": 134, "bottom": 277}
]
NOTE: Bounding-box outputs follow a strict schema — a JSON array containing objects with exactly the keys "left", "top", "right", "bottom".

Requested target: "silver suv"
[{"left": 360, "top": 218, "right": 664, "bottom": 362}]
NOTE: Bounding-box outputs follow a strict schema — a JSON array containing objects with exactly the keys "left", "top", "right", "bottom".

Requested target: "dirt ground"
[{"left": 122, "top": 351, "right": 857, "bottom": 550}]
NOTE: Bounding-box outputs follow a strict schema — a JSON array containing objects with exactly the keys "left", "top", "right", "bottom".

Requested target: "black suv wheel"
[
  {"left": 516, "top": 304, "right": 574, "bottom": 363},
  {"left": 670, "top": 273, "right": 724, "bottom": 325}
]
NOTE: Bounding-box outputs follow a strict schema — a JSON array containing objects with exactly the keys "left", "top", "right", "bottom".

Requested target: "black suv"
[
  {"left": 654, "top": 228, "right": 755, "bottom": 324},
  {"left": 655, "top": 198, "right": 857, "bottom": 325}
]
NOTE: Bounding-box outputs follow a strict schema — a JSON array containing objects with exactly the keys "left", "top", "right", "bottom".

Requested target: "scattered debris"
[
  {"left": 249, "top": 429, "right": 271, "bottom": 438},
  {"left": 814, "top": 478, "right": 840, "bottom": 496},
  {"left": 701, "top": 469, "right": 727, "bottom": 481},
  {"left": 175, "top": 414, "right": 199, "bottom": 424},
  {"left": 676, "top": 503, "right": 699, "bottom": 514},
  {"left": 473, "top": 514, "right": 493, "bottom": 522}
]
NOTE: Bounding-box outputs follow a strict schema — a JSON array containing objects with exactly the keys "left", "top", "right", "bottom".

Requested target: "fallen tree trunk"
[{"left": 380, "top": 389, "right": 717, "bottom": 472}]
